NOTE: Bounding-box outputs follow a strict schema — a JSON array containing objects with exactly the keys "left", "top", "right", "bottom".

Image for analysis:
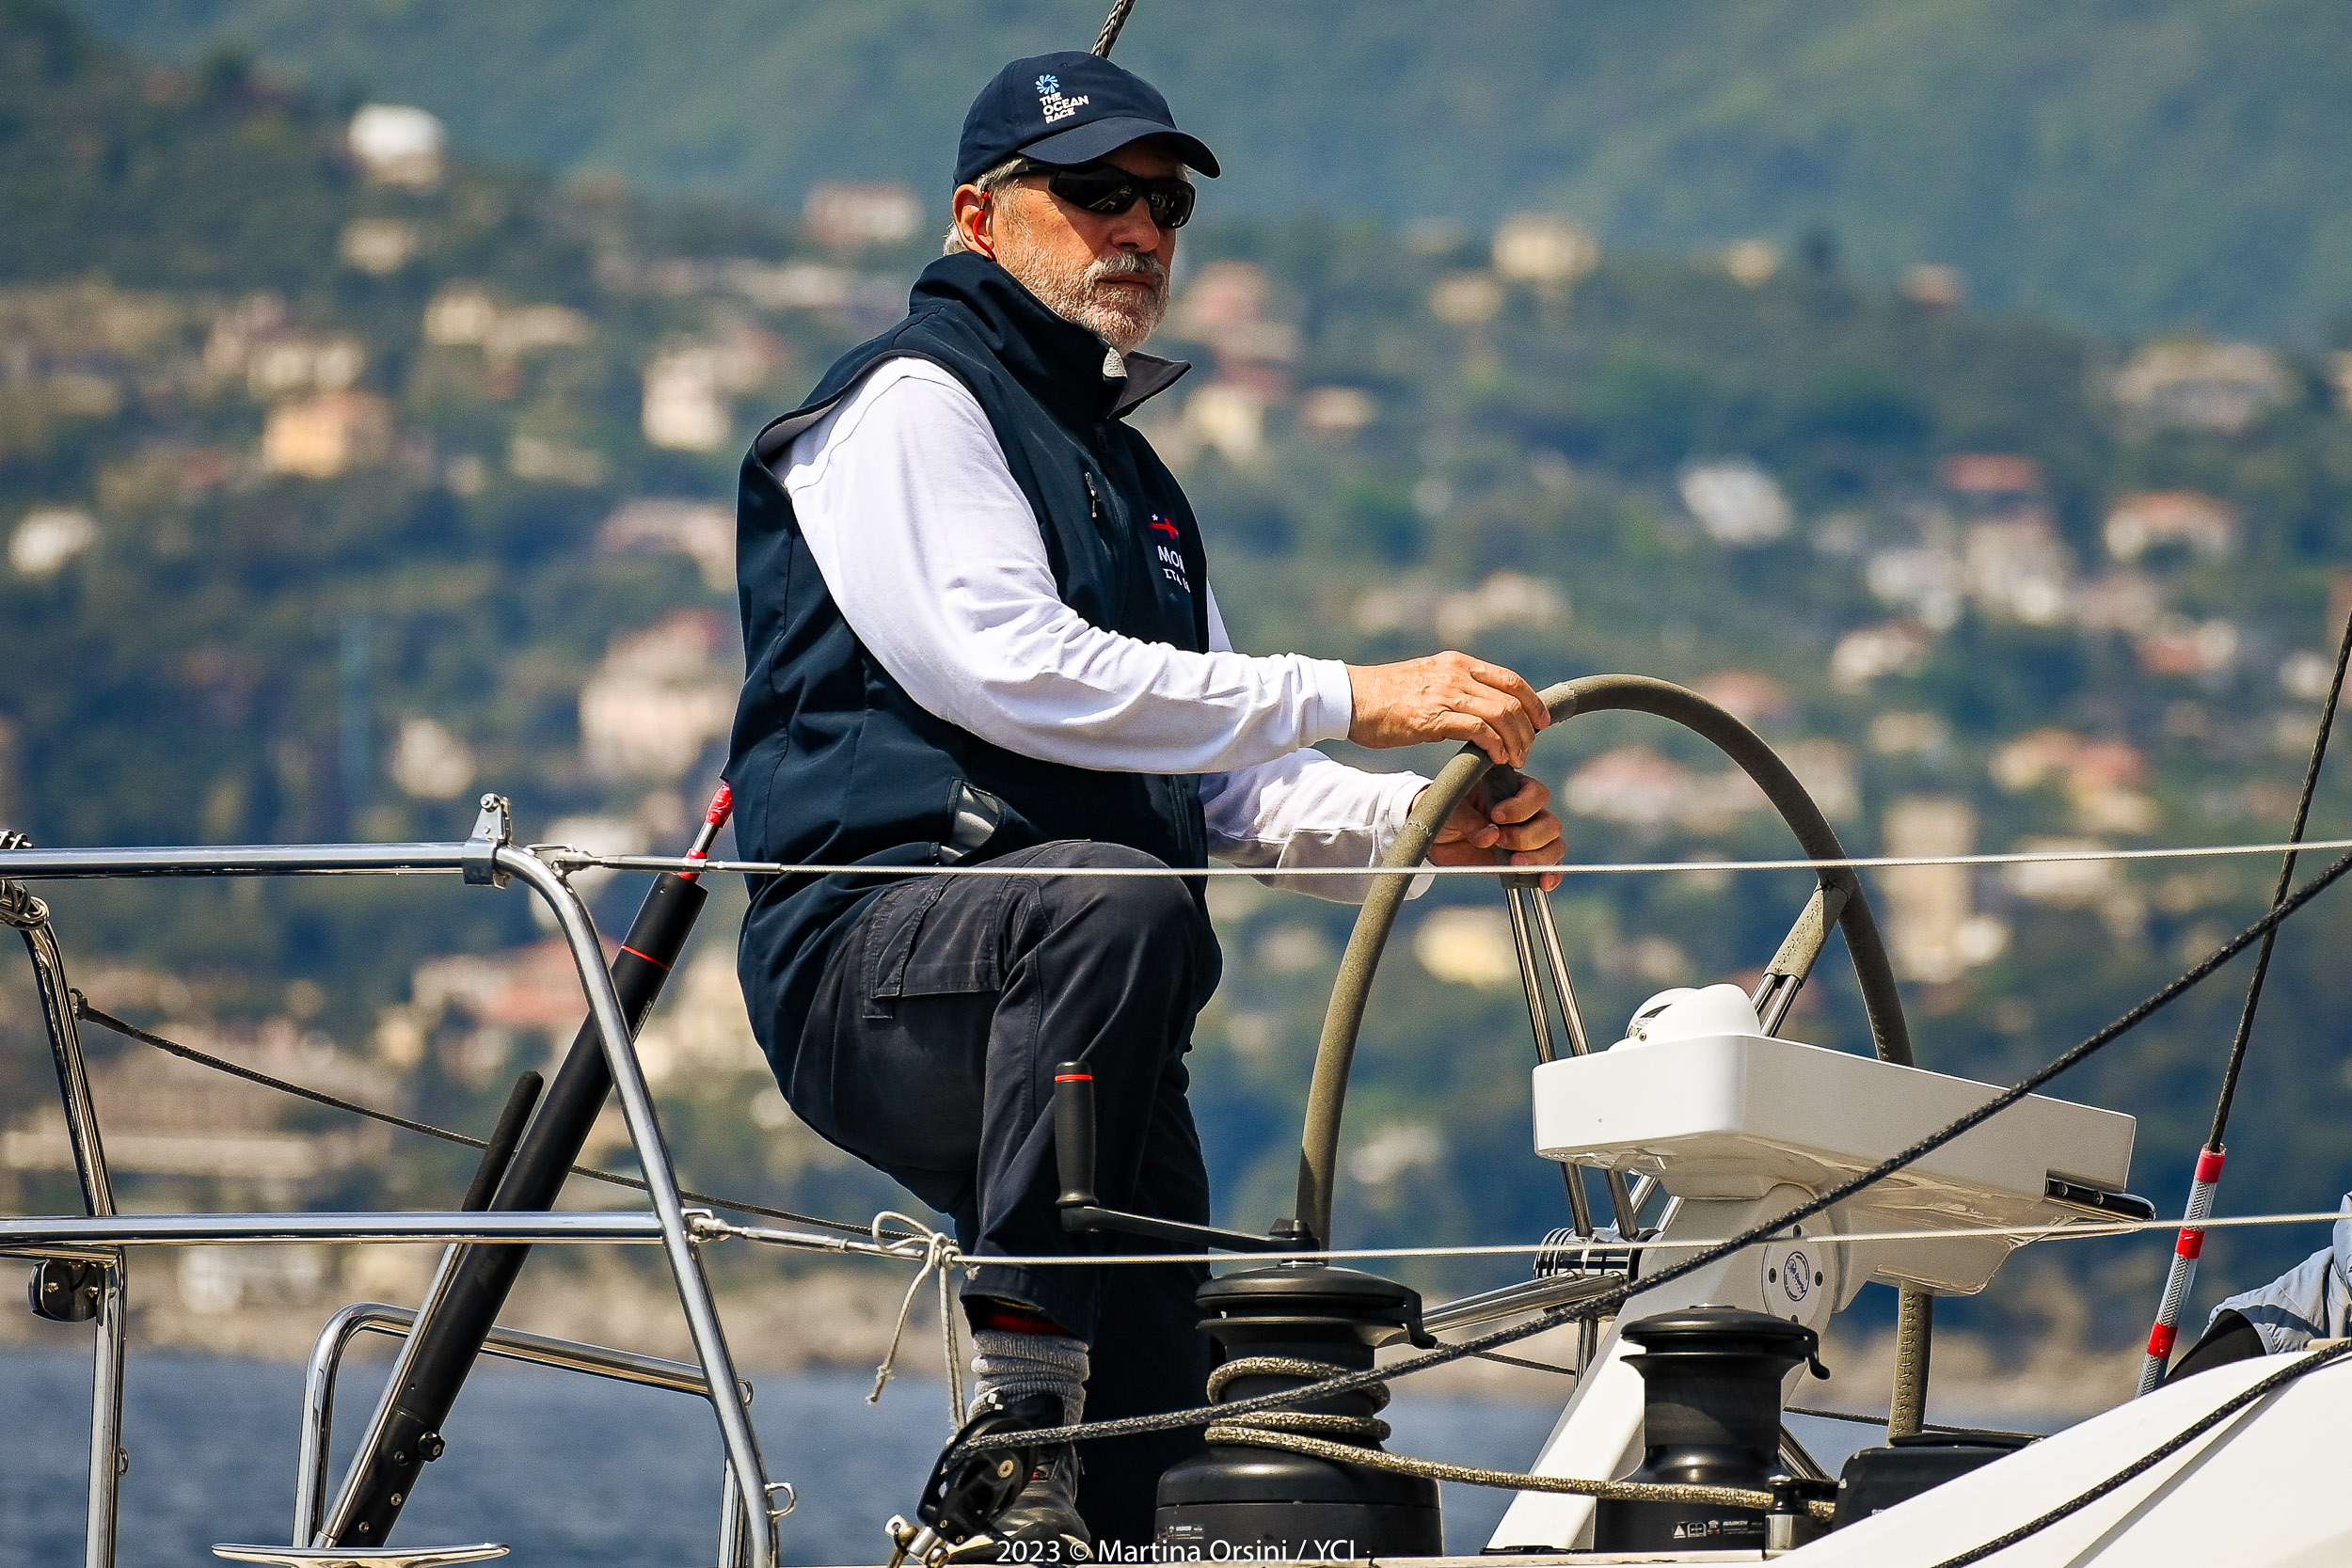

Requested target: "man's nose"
[{"left": 1105, "top": 204, "right": 1163, "bottom": 252}]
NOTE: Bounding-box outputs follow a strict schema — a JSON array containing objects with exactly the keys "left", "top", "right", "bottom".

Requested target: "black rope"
[
  {"left": 1091, "top": 0, "right": 1138, "bottom": 56},
  {"left": 1925, "top": 1339, "right": 2352, "bottom": 1568},
  {"left": 69, "top": 993, "right": 898, "bottom": 1240},
  {"left": 957, "top": 842, "right": 2352, "bottom": 1455},
  {"left": 2208, "top": 605, "right": 2352, "bottom": 1146},
  {"left": 1470, "top": 1349, "right": 1579, "bottom": 1377}
]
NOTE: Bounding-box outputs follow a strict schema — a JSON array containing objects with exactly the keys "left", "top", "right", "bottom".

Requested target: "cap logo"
[{"left": 1036, "top": 71, "right": 1089, "bottom": 124}]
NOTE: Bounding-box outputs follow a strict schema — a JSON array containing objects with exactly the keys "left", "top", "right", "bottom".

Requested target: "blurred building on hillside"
[
  {"left": 2103, "top": 491, "right": 2238, "bottom": 563},
  {"left": 1880, "top": 797, "right": 2007, "bottom": 984},
  {"left": 9, "top": 507, "right": 97, "bottom": 577},
  {"left": 598, "top": 498, "right": 736, "bottom": 592},
  {"left": 1941, "top": 453, "right": 2043, "bottom": 509},
  {"left": 803, "top": 182, "right": 921, "bottom": 250},
  {"left": 1690, "top": 669, "right": 1790, "bottom": 727},
  {"left": 261, "top": 389, "right": 391, "bottom": 479},
  {"left": 1492, "top": 214, "right": 1599, "bottom": 291},
  {"left": 579, "top": 610, "right": 738, "bottom": 780},
  {"left": 3, "top": 1017, "right": 393, "bottom": 1189},
  {"left": 2113, "top": 341, "right": 2290, "bottom": 434},
  {"left": 2137, "top": 615, "right": 2240, "bottom": 680},
  {"left": 1563, "top": 745, "right": 1766, "bottom": 832},
  {"left": 1989, "top": 728, "right": 2158, "bottom": 835},
  {"left": 347, "top": 104, "right": 444, "bottom": 187},
  {"left": 1679, "top": 459, "right": 1792, "bottom": 546},
  {"left": 389, "top": 716, "right": 475, "bottom": 801},
  {"left": 1900, "top": 264, "right": 1966, "bottom": 309},
  {"left": 1352, "top": 571, "right": 1565, "bottom": 645},
  {"left": 1829, "top": 621, "right": 1932, "bottom": 690},
  {"left": 339, "top": 217, "right": 420, "bottom": 276},
  {"left": 1721, "top": 240, "right": 1779, "bottom": 287},
  {"left": 1963, "top": 516, "right": 2073, "bottom": 625},
  {"left": 1412, "top": 906, "right": 1519, "bottom": 989},
  {"left": 642, "top": 325, "right": 780, "bottom": 452}
]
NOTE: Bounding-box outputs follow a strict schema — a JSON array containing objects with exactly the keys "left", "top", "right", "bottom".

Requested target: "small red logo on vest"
[{"left": 1148, "top": 515, "right": 1180, "bottom": 539}]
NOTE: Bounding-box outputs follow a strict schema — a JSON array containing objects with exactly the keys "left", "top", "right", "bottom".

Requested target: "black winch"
[
  {"left": 1592, "top": 1306, "right": 1826, "bottom": 1552},
  {"left": 1833, "top": 1429, "right": 2036, "bottom": 1528},
  {"left": 1153, "top": 1264, "right": 1442, "bottom": 1558}
]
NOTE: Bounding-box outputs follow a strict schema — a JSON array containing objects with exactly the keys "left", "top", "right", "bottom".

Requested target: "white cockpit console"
[
  {"left": 1490, "top": 985, "right": 2138, "bottom": 1551},
  {"left": 1532, "top": 983, "right": 2137, "bottom": 1296}
]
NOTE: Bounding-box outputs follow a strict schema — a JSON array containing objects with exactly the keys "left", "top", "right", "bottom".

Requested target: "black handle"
[
  {"left": 458, "top": 1071, "right": 544, "bottom": 1212},
  {"left": 1053, "top": 1062, "right": 1097, "bottom": 1210}
]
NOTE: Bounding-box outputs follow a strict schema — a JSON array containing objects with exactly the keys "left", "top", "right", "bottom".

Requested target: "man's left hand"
[{"left": 1422, "top": 773, "right": 1566, "bottom": 892}]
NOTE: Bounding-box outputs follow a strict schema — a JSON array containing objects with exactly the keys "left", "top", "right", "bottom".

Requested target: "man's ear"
[{"left": 951, "top": 185, "right": 996, "bottom": 260}]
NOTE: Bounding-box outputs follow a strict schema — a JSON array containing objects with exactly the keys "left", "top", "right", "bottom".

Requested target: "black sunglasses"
[{"left": 1009, "top": 160, "right": 1197, "bottom": 230}]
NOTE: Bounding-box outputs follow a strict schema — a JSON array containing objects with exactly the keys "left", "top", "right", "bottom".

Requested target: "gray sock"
[{"left": 971, "top": 1328, "right": 1089, "bottom": 1427}]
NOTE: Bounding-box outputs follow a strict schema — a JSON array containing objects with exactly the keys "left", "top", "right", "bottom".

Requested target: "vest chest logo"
[
  {"left": 1035, "top": 73, "right": 1090, "bottom": 125},
  {"left": 1149, "top": 514, "right": 1191, "bottom": 595}
]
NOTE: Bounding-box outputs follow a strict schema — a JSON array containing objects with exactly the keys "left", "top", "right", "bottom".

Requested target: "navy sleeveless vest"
[{"left": 726, "top": 253, "right": 1210, "bottom": 1064}]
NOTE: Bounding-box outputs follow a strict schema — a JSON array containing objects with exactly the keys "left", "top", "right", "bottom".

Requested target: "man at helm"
[{"left": 725, "top": 50, "right": 1565, "bottom": 1556}]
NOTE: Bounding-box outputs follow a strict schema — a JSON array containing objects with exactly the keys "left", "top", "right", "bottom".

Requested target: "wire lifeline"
[
  {"left": 540, "top": 836, "right": 2352, "bottom": 880},
  {"left": 69, "top": 993, "right": 911, "bottom": 1243},
  {"left": 728, "top": 1208, "right": 2352, "bottom": 1269},
  {"left": 1923, "top": 1339, "right": 2352, "bottom": 1568},
  {"left": 55, "top": 987, "right": 2352, "bottom": 1269},
  {"left": 948, "top": 840, "right": 2352, "bottom": 1456},
  {"left": 98, "top": 978, "right": 2352, "bottom": 1275}
]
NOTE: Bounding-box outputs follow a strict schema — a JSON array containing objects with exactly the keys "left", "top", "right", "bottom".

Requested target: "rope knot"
[{"left": 868, "top": 1212, "right": 970, "bottom": 1425}]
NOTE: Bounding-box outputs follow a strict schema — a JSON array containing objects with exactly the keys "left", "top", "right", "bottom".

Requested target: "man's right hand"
[{"left": 1345, "top": 652, "right": 1551, "bottom": 767}]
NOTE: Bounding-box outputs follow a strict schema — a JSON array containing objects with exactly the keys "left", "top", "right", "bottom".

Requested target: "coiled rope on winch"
[{"left": 1198, "top": 1354, "right": 1835, "bottom": 1521}]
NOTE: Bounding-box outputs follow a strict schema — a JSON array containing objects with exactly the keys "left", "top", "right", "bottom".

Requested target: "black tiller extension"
[{"left": 320, "top": 787, "right": 731, "bottom": 1548}]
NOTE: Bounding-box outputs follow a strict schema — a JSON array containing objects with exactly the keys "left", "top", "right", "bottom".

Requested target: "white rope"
[
  {"left": 538, "top": 836, "right": 2352, "bottom": 881},
  {"left": 720, "top": 1206, "right": 2351, "bottom": 1270},
  {"left": 864, "top": 1211, "right": 969, "bottom": 1425}
]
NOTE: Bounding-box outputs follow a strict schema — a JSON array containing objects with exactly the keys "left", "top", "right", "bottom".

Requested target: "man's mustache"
[{"left": 1089, "top": 253, "right": 1168, "bottom": 292}]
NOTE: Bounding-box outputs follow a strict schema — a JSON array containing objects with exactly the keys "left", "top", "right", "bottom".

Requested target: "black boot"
[
  {"left": 947, "top": 1440, "right": 1088, "bottom": 1563},
  {"left": 915, "top": 1391, "right": 1091, "bottom": 1563}
]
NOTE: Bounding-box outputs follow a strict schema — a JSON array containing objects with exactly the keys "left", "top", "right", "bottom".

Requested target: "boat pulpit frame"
[{"left": 0, "top": 799, "right": 786, "bottom": 1568}]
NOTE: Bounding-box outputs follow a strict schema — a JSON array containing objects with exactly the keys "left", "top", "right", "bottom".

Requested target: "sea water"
[{"left": 0, "top": 1348, "right": 1585, "bottom": 1564}]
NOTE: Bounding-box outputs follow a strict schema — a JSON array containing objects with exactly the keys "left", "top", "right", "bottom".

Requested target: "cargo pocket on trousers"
[{"left": 860, "top": 874, "right": 1008, "bottom": 1018}]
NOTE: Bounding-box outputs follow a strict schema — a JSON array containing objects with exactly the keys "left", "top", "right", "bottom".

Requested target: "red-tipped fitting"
[
  {"left": 679, "top": 784, "right": 735, "bottom": 880},
  {"left": 2136, "top": 1144, "right": 2227, "bottom": 1398}
]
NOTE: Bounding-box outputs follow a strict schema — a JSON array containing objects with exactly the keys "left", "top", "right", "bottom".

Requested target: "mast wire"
[
  {"left": 1092, "top": 0, "right": 1138, "bottom": 56},
  {"left": 2208, "top": 604, "right": 2352, "bottom": 1146}
]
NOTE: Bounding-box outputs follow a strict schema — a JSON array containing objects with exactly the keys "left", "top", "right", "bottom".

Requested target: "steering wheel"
[{"left": 1288, "top": 674, "right": 1913, "bottom": 1248}]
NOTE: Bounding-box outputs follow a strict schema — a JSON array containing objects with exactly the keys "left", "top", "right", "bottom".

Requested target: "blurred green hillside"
[
  {"left": 94, "top": 0, "right": 2352, "bottom": 340},
  {"left": 9, "top": 0, "right": 2352, "bottom": 1361}
]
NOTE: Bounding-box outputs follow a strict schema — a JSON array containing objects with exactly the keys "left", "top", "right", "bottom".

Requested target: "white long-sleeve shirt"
[{"left": 774, "top": 356, "right": 1426, "bottom": 896}]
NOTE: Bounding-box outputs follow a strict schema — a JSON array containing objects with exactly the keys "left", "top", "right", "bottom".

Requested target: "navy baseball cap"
[{"left": 955, "top": 51, "right": 1219, "bottom": 187}]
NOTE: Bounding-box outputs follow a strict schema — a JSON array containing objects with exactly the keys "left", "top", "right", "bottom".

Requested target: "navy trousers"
[{"left": 785, "top": 840, "right": 1221, "bottom": 1545}]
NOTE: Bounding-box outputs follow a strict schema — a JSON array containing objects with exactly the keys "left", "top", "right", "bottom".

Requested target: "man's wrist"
[{"left": 1304, "top": 657, "right": 1357, "bottom": 746}]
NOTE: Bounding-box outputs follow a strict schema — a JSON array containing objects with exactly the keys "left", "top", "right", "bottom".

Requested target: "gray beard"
[{"left": 1005, "top": 250, "right": 1169, "bottom": 354}]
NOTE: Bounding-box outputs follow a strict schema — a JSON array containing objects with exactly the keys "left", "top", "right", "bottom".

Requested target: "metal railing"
[
  {"left": 0, "top": 801, "right": 786, "bottom": 1568},
  {"left": 294, "top": 1303, "right": 774, "bottom": 1566}
]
